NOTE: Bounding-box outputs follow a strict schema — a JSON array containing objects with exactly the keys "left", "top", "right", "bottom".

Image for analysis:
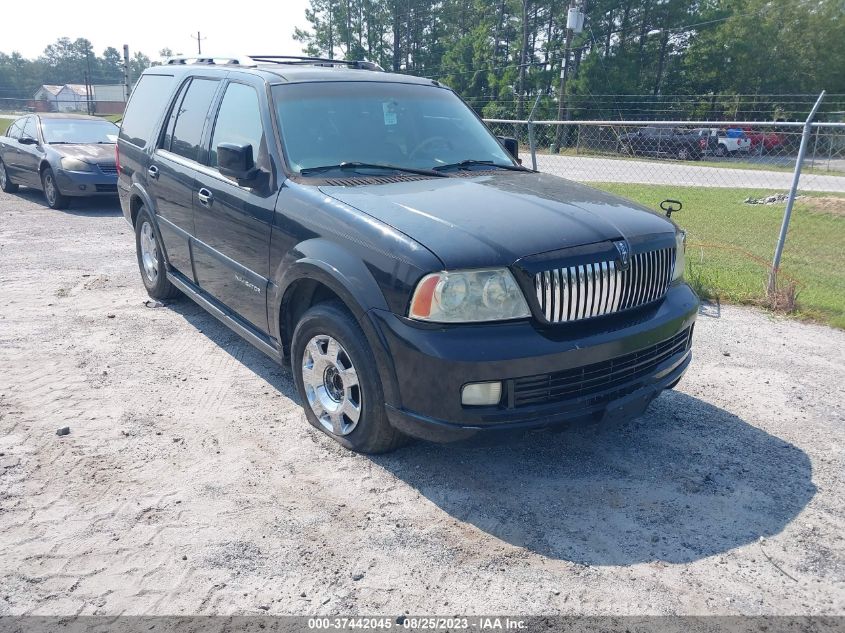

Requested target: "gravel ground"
[{"left": 0, "top": 188, "right": 843, "bottom": 617}]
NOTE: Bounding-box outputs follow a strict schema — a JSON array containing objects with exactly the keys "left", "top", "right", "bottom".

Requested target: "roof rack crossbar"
[
  {"left": 248, "top": 55, "right": 383, "bottom": 71},
  {"left": 162, "top": 54, "right": 384, "bottom": 72}
]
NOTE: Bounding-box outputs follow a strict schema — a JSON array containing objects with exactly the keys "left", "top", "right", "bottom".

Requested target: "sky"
[{"left": 1, "top": 0, "right": 312, "bottom": 61}]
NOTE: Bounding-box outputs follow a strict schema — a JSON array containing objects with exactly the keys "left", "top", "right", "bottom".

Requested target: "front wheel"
[
  {"left": 41, "top": 167, "right": 69, "bottom": 209},
  {"left": 134, "top": 207, "right": 180, "bottom": 300},
  {"left": 716, "top": 143, "right": 728, "bottom": 157},
  {"left": 0, "top": 159, "right": 19, "bottom": 193},
  {"left": 292, "top": 301, "right": 407, "bottom": 454}
]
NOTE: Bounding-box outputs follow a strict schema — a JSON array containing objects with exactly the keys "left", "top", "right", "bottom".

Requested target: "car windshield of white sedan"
[
  {"left": 41, "top": 119, "right": 118, "bottom": 145},
  {"left": 272, "top": 82, "right": 513, "bottom": 173}
]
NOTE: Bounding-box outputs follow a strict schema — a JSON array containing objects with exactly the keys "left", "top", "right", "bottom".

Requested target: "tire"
[
  {"left": 0, "top": 158, "right": 19, "bottom": 193},
  {"left": 292, "top": 301, "right": 407, "bottom": 454},
  {"left": 716, "top": 143, "right": 728, "bottom": 158},
  {"left": 676, "top": 147, "right": 690, "bottom": 161},
  {"left": 41, "top": 167, "right": 69, "bottom": 209},
  {"left": 134, "top": 207, "right": 180, "bottom": 300}
]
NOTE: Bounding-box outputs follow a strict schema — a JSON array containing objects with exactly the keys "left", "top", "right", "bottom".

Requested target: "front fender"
[{"left": 269, "top": 237, "right": 402, "bottom": 407}]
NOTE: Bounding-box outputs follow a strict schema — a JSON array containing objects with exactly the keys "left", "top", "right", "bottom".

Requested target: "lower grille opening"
[{"left": 512, "top": 327, "right": 692, "bottom": 409}]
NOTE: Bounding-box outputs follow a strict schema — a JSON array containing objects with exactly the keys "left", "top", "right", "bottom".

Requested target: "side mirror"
[
  {"left": 217, "top": 142, "right": 257, "bottom": 183},
  {"left": 18, "top": 137, "right": 38, "bottom": 145},
  {"left": 497, "top": 136, "right": 519, "bottom": 161}
]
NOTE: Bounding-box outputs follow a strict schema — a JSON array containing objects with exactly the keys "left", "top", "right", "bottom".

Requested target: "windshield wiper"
[
  {"left": 433, "top": 159, "right": 529, "bottom": 172},
  {"left": 300, "top": 161, "right": 447, "bottom": 178}
]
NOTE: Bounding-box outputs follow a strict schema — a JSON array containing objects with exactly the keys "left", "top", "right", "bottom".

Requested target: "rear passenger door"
[
  {"left": 150, "top": 76, "right": 221, "bottom": 277},
  {"left": 1, "top": 118, "right": 25, "bottom": 179},
  {"left": 191, "top": 78, "right": 275, "bottom": 334},
  {"left": 17, "top": 117, "right": 42, "bottom": 185}
]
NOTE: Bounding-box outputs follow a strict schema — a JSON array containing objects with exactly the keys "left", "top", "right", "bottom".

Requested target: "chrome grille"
[{"left": 534, "top": 247, "right": 675, "bottom": 323}]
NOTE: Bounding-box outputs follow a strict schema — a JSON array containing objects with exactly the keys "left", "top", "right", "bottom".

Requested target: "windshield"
[
  {"left": 272, "top": 81, "right": 513, "bottom": 173},
  {"left": 41, "top": 119, "right": 118, "bottom": 144}
]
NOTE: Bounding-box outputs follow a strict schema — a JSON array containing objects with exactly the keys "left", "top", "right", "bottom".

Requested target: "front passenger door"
[{"left": 192, "top": 80, "right": 276, "bottom": 334}]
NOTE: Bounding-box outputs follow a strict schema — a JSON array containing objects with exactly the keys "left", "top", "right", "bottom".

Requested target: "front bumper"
[
  {"left": 369, "top": 283, "right": 699, "bottom": 443},
  {"left": 55, "top": 169, "right": 118, "bottom": 197}
]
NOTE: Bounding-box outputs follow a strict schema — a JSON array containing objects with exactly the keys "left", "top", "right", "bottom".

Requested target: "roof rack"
[
  {"left": 249, "top": 55, "right": 384, "bottom": 71},
  {"left": 164, "top": 55, "right": 257, "bottom": 67},
  {"left": 162, "top": 54, "right": 384, "bottom": 72}
]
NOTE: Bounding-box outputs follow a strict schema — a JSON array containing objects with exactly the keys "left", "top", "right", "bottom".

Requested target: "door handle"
[
  {"left": 147, "top": 165, "right": 159, "bottom": 179},
  {"left": 197, "top": 188, "right": 213, "bottom": 206}
]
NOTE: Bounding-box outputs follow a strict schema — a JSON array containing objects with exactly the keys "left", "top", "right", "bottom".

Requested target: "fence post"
[
  {"left": 527, "top": 94, "right": 541, "bottom": 171},
  {"left": 768, "top": 90, "right": 825, "bottom": 294}
]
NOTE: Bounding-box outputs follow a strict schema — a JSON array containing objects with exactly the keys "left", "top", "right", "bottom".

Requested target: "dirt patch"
[
  {"left": 797, "top": 195, "right": 845, "bottom": 217},
  {"left": 1, "top": 191, "right": 844, "bottom": 616}
]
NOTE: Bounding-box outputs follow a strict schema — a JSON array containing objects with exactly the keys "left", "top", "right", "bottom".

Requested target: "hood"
[
  {"left": 50, "top": 143, "right": 115, "bottom": 164},
  {"left": 320, "top": 171, "right": 676, "bottom": 269}
]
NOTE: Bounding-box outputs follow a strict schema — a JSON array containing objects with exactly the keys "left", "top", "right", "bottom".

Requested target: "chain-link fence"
[{"left": 484, "top": 115, "right": 845, "bottom": 327}]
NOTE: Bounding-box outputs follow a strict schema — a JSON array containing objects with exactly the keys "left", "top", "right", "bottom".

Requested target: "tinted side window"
[
  {"left": 21, "top": 117, "right": 38, "bottom": 140},
  {"left": 170, "top": 78, "right": 219, "bottom": 163},
  {"left": 160, "top": 80, "right": 191, "bottom": 151},
  {"left": 209, "top": 83, "right": 264, "bottom": 170},
  {"left": 119, "top": 74, "right": 175, "bottom": 148}
]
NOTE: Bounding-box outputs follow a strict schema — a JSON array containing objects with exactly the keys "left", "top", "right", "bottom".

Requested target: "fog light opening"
[{"left": 461, "top": 381, "right": 502, "bottom": 406}]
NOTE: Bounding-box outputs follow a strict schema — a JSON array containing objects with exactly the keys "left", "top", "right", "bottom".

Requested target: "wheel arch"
[
  {"left": 126, "top": 185, "right": 172, "bottom": 269},
  {"left": 272, "top": 239, "right": 400, "bottom": 406}
]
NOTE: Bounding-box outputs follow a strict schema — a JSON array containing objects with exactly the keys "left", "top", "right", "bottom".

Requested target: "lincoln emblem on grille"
[{"left": 614, "top": 240, "right": 631, "bottom": 270}]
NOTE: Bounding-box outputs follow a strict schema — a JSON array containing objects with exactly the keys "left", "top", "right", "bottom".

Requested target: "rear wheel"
[
  {"left": 41, "top": 167, "right": 68, "bottom": 209},
  {"left": 676, "top": 147, "right": 691, "bottom": 161},
  {"left": 292, "top": 301, "right": 407, "bottom": 454},
  {"left": 716, "top": 143, "right": 728, "bottom": 158},
  {"left": 135, "top": 207, "right": 180, "bottom": 300},
  {"left": 0, "top": 159, "right": 19, "bottom": 193}
]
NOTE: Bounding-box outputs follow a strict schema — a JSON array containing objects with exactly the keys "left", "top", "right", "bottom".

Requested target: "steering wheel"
[{"left": 409, "top": 136, "right": 452, "bottom": 161}]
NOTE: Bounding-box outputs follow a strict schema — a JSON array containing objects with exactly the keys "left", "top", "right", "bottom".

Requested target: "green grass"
[{"left": 593, "top": 183, "right": 845, "bottom": 328}]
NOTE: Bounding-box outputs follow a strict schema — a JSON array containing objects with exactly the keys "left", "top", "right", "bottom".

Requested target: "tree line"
[
  {"left": 0, "top": 38, "right": 154, "bottom": 101},
  {"left": 2, "top": 1, "right": 842, "bottom": 122},
  {"left": 293, "top": 0, "right": 845, "bottom": 121}
]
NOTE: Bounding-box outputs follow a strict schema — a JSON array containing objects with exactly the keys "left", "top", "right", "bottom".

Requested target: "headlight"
[
  {"left": 409, "top": 268, "right": 530, "bottom": 323},
  {"left": 60, "top": 157, "right": 93, "bottom": 172},
  {"left": 672, "top": 230, "right": 686, "bottom": 282}
]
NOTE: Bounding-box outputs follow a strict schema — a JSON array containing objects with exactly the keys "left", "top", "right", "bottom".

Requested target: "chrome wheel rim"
[
  {"left": 44, "top": 173, "right": 56, "bottom": 204},
  {"left": 139, "top": 221, "right": 159, "bottom": 283},
  {"left": 301, "top": 335, "right": 361, "bottom": 436},
  {"left": 0, "top": 162, "right": 7, "bottom": 188}
]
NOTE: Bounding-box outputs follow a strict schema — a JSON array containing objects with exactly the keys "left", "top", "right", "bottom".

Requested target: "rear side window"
[
  {"left": 209, "top": 83, "right": 264, "bottom": 169},
  {"left": 119, "top": 74, "right": 175, "bottom": 148},
  {"left": 169, "top": 78, "right": 219, "bottom": 163}
]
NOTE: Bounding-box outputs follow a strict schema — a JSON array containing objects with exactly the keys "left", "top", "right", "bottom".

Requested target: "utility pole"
[
  {"left": 83, "top": 72, "right": 91, "bottom": 116},
  {"left": 190, "top": 31, "right": 207, "bottom": 55},
  {"left": 551, "top": 2, "right": 583, "bottom": 153},
  {"left": 122, "top": 45, "right": 131, "bottom": 102}
]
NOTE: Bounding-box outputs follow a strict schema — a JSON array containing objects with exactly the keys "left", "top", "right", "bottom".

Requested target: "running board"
[{"left": 166, "top": 271, "right": 283, "bottom": 363}]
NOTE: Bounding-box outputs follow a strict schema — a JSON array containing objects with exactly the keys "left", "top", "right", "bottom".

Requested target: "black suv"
[
  {"left": 618, "top": 126, "right": 707, "bottom": 160},
  {"left": 117, "top": 55, "right": 698, "bottom": 453}
]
